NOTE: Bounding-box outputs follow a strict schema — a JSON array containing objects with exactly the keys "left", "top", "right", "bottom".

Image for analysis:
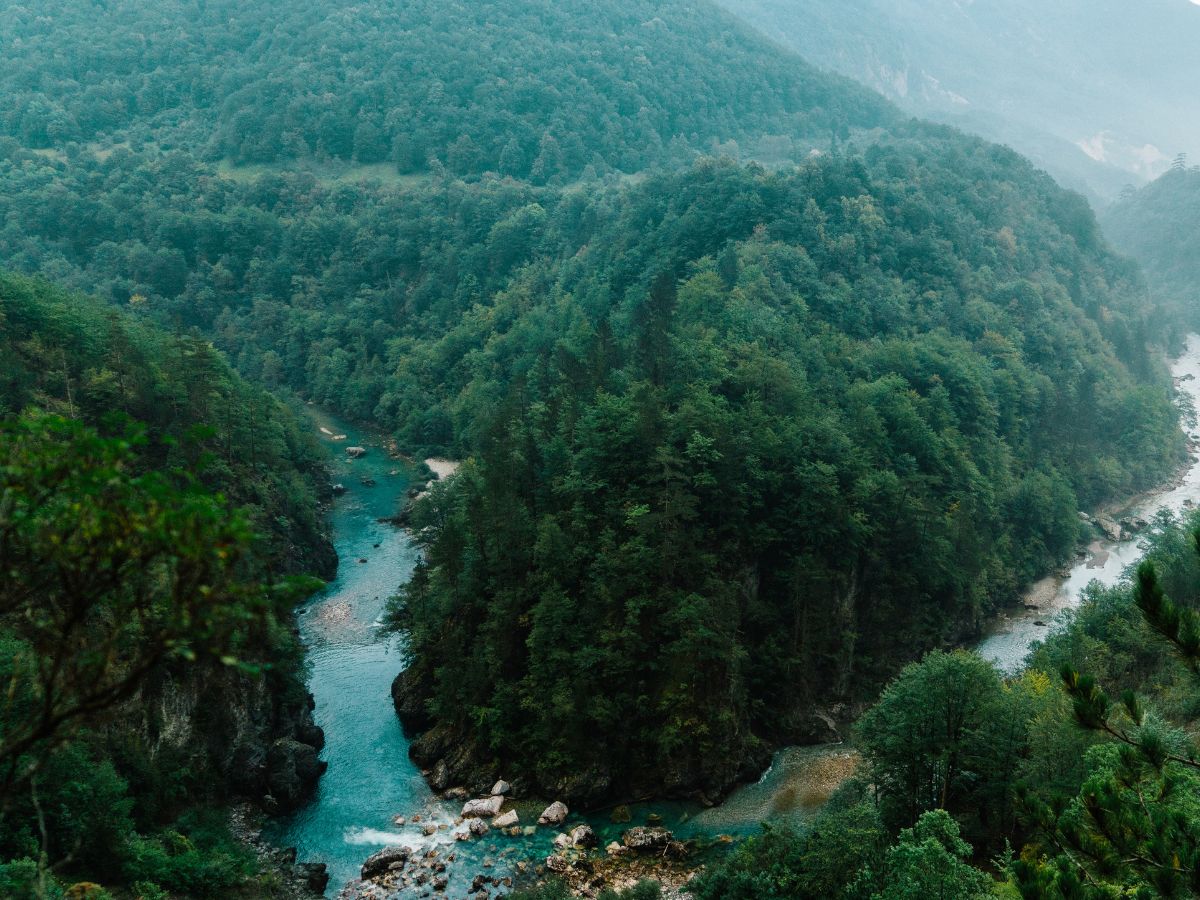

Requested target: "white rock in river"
[
  {"left": 491, "top": 779, "right": 511, "bottom": 796},
  {"left": 553, "top": 832, "right": 572, "bottom": 850},
  {"left": 462, "top": 796, "right": 504, "bottom": 818},
  {"left": 493, "top": 810, "right": 519, "bottom": 829},
  {"left": 468, "top": 817, "right": 490, "bottom": 837},
  {"left": 570, "top": 824, "right": 598, "bottom": 848},
  {"left": 538, "top": 800, "right": 569, "bottom": 825}
]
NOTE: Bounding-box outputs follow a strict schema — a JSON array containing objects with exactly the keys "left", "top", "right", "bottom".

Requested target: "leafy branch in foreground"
[
  {"left": 1015, "top": 549, "right": 1200, "bottom": 898},
  {"left": 0, "top": 412, "right": 313, "bottom": 802}
]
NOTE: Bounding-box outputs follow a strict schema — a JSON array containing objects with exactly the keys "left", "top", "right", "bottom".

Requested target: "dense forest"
[
  {"left": 662, "top": 508, "right": 1200, "bottom": 898},
  {"left": 0, "top": 0, "right": 891, "bottom": 179},
  {"left": 387, "top": 131, "right": 1182, "bottom": 804},
  {"left": 1101, "top": 165, "right": 1200, "bottom": 340},
  {"left": 0, "top": 273, "right": 332, "bottom": 897}
]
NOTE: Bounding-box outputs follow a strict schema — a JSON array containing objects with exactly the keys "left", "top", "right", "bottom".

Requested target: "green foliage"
[
  {"left": 0, "top": 275, "right": 326, "bottom": 895},
  {"left": 511, "top": 881, "right": 661, "bottom": 900},
  {"left": 693, "top": 802, "right": 996, "bottom": 899},
  {"left": 7, "top": 101, "right": 1173, "bottom": 805},
  {"left": 1014, "top": 520, "right": 1200, "bottom": 897},
  {"left": 855, "top": 652, "right": 1006, "bottom": 829},
  {"left": 0, "top": 271, "right": 333, "bottom": 577},
  {"left": 122, "top": 811, "right": 260, "bottom": 898},
  {"left": 0, "top": 0, "right": 892, "bottom": 178},
  {"left": 691, "top": 802, "right": 887, "bottom": 899},
  {"left": 388, "top": 145, "right": 1180, "bottom": 798},
  {"left": 0, "top": 859, "right": 59, "bottom": 900},
  {"left": 860, "top": 810, "right": 994, "bottom": 899},
  {"left": 0, "top": 2, "right": 1190, "bottom": 891},
  {"left": 0, "top": 413, "right": 296, "bottom": 790}
]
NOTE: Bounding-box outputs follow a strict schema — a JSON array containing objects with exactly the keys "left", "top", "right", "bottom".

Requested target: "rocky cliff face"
[
  {"left": 391, "top": 666, "right": 770, "bottom": 808},
  {"left": 133, "top": 659, "right": 327, "bottom": 811}
]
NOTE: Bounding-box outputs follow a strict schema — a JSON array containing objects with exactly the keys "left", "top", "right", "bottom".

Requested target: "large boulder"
[
  {"left": 491, "top": 779, "right": 512, "bottom": 796},
  {"left": 462, "top": 795, "right": 504, "bottom": 818},
  {"left": 570, "top": 824, "right": 598, "bottom": 848},
  {"left": 494, "top": 810, "right": 519, "bottom": 829},
  {"left": 622, "top": 826, "right": 673, "bottom": 852},
  {"left": 265, "top": 738, "right": 326, "bottom": 810},
  {"left": 346, "top": 447, "right": 367, "bottom": 459},
  {"left": 1096, "top": 516, "right": 1124, "bottom": 542},
  {"left": 538, "top": 801, "right": 569, "bottom": 825},
  {"left": 469, "top": 817, "right": 490, "bottom": 837},
  {"left": 296, "top": 862, "right": 329, "bottom": 894},
  {"left": 361, "top": 846, "right": 410, "bottom": 880}
]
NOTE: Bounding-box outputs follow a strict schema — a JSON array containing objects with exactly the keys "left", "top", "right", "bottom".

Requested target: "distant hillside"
[
  {"left": 0, "top": 0, "right": 894, "bottom": 180},
  {"left": 717, "top": 0, "right": 1200, "bottom": 201},
  {"left": 1101, "top": 167, "right": 1200, "bottom": 336}
]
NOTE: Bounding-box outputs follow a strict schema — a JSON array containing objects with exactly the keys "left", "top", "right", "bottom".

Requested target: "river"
[
  {"left": 270, "top": 337, "right": 1200, "bottom": 896},
  {"left": 977, "top": 335, "right": 1200, "bottom": 673}
]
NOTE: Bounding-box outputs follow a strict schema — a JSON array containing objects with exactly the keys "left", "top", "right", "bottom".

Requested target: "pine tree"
[{"left": 1014, "top": 542, "right": 1200, "bottom": 897}]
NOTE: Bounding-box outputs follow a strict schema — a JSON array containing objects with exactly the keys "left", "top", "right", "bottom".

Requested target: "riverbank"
[{"left": 978, "top": 334, "right": 1200, "bottom": 673}]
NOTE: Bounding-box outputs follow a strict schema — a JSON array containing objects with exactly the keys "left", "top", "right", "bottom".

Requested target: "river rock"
[
  {"left": 296, "top": 861, "right": 329, "bottom": 894},
  {"left": 491, "top": 779, "right": 511, "bottom": 796},
  {"left": 545, "top": 854, "right": 570, "bottom": 874},
  {"left": 469, "top": 817, "right": 490, "bottom": 837},
  {"left": 538, "top": 800, "right": 569, "bottom": 825},
  {"left": 361, "top": 845, "right": 410, "bottom": 879},
  {"left": 296, "top": 721, "right": 326, "bottom": 751},
  {"left": 346, "top": 446, "right": 367, "bottom": 458},
  {"left": 1096, "top": 516, "right": 1124, "bottom": 542},
  {"left": 493, "top": 810, "right": 519, "bottom": 828},
  {"left": 265, "top": 738, "right": 326, "bottom": 810},
  {"left": 570, "top": 824, "right": 598, "bottom": 848},
  {"left": 462, "top": 796, "right": 504, "bottom": 818},
  {"left": 553, "top": 832, "right": 572, "bottom": 850},
  {"left": 622, "top": 826, "right": 672, "bottom": 851},
  {"left": 606, "top": 841, "right": 626, "bottom": 856}
]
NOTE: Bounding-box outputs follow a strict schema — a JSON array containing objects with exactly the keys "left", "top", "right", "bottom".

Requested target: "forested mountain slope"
[
  {"left": 387, "top": 131, "right": 1183, "bottom": 803},
  {"left": 0, "top": 0, "right": 892, "bottom": 179},
  {"left": 0, "top": 0, "right": 1184, "bottom": 813},
  {"left": 717, "top": 0, "right": 1200, "bottom": 200},
  {"left": 0, "top": 272, "right": 334, "bottom": 577},
  {"left": 1101, "top": 166, "right": 1200, "bottom": 335},
  {"left": 0, "top": 272, "right": 332, "bottom": 895}
]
